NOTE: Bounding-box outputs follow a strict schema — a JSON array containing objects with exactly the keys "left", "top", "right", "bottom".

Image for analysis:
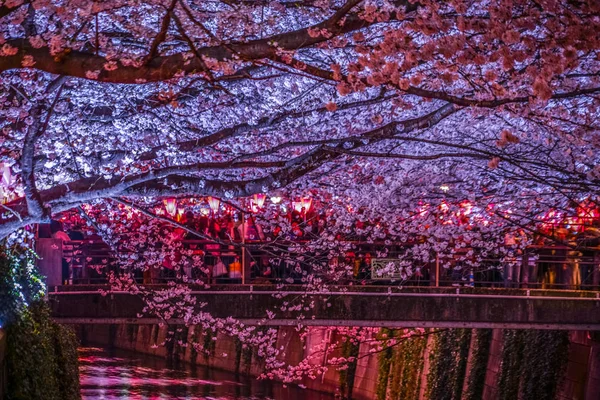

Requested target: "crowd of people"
[{"left": 35, "top": 208, "right": 600, "bottom": 290}]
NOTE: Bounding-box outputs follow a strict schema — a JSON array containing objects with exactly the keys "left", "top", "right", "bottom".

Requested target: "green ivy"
[
  {"left": 388, "top": 332, "right": 426, "bottom": 400},
  {"left": 339, "top": 335, "right": 360, "bottom": 400},
  {"left": 189, "top": 326, "right": 199, "bottom": 364},
  {"left": 0, "top": 244, "right": 45, "bottom": 327},
  {"left": 2, "top": 245, "right": 81, "bottom": 400},
  {"left": 497, "top": 329, "right": 569, "bottom": 400},
  {"left": 426, "top": 329, "right": 471, "bottom": 400},
  {"left": 376, "top": 328, "right": 394, "bottom": 400},
  {"left": 202, "top": 328, "right": 217, "bottom": 360},
  {"left": 6, "top": 302, "right": 81, "bottom": 400},
  {"left": 497, "top": 330, "right": 525, "bottom": 400},
  {"left": 51, "top": 322, "right": 82, "bottom": 400},
  {"left": 520, "top": 330, "right": 569, "bottom": 400},
  {"left": 464, "top": 329, "right": 493, "bottom": 400}
]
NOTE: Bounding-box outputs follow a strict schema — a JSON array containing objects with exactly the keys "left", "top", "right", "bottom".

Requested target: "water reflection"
[{"left": 79, "top": 347, "right": 333, "bottom": 400}]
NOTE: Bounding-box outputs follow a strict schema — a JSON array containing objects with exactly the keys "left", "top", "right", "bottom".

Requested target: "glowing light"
[
  {"left": 200, "top": 208, "right": 210, "bottom": 216},
  {"left": 270, "top": 196, "right": 282, "bottom": 204},
  {"left": 207, "top": 196, "right": 221, "bottom": 213},
  {"left": 176, "top": 207, "right": 185, "bottom": 221},
  {"left": 440, "top": 185, "right": 450, "bottom": 192},
  {"left": 301, "top": 196, "right": 312, "bottom": 212},
  {"left": 293, "top": 201, "right": 303, "bottom": 213},
  {"left": 163, "top": 198, "right": 177, "bottom": 217},
  {"left": 253, "top": 193, "right": 266, "bottom": 209}
]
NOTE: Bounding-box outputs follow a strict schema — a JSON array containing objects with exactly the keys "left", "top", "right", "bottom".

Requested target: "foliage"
[
  {"left": 6, "top": 302, "right": 80, "bottom": 400},
  {"left": 0, "top": 0, "right": 598, "bottom": 382},
  {"left": 1, "top": 245, "right": 80, "bottom": 400},
  {"left": 375, "top": 328, "right": 394, "bottom": 400},
  {"left": 339, "top": 335, "right": 360, "bottom": 400},
  {"left": 388, "top": 331, "right": 426, "bottom": 400},
  {"left": 427, "top": 328, "right": 471, "bottom": 400},
  {"left": 0, "top": 243, "right": 45, "bottom": 328},
  {"left": 50, "top": 322, "right": 82, "bottom": 400},
  {"left": 497, "top": 329, "right": 569, "bottom": 400},
  {"left": 202, "top": 328, "right": 217, "bottom": 360},
  {"left": 519, "top": 330, "right": 569, "bottom": 400},
  {"left": 234, "top": 336, "right": 253, "bottom": 375},
  {"left": 464, "top": 329, "right": 493, "bottom": 400},
  {"left": 497, "top": 330, "right": 525, "bottom": 400}
]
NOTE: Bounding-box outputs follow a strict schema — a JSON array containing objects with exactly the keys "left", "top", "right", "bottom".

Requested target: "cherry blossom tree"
[{"left": 1, "top": 0, "right": 599, "bottom": 382}]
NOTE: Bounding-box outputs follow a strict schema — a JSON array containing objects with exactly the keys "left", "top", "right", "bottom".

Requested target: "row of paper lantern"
[{"left": 161, "top": 194, "right": 313, "bottom": 218}]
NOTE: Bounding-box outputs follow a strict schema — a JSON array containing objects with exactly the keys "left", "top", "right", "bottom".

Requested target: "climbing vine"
[
  {"left": 520, "top": 330, "right": 569, "bottom": 400},
  {"left": 201, "top": 328, "right": 217, "bottom": 361},
  {"left": 464, "top": 329, "right": 493, "bottom": 400},
  {"left": 0, "top": 243, "right": 45, "bottom": 327},
  {"left": 1, "top": 243, "right": 80, "bottom": 400},
  {"left": 6, "top": 302, "right": 81, "bottom": 400},
  {"left": 376, "top": 328, "right": 394, "bottom": 400},
  {"left": 497, "top": 329, "right": 569, "bottom": 400},
  {"left": 339, "top": 334, "right": 360, "bottom": 400},
  {"left": 388, "top": 331, "right": 426, "bottom": 399},
  {"left": 497, "top": 330, "right": 525, "bottom": 400},
  {"left": 426, "top": 328, "right": 471, "bottom": 400},
  {"left": 234, "top": 337, "right": 253, "bottom": 375}
]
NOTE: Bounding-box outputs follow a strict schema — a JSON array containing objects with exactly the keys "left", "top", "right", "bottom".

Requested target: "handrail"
[{"left": 48, "top": 289, "right": 600, "bottom": 301}]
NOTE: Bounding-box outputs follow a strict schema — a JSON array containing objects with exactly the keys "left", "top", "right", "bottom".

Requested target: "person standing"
[{"left": 228, "top": 256, "right": 242, "bottom": 284}]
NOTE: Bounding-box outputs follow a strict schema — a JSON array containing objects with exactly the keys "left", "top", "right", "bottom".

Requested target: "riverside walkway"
[{"left": 48, "top": 285, "right": 600, "bottom": 330}]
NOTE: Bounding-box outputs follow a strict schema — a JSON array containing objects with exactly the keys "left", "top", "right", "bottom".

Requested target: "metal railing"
[{"left": 50, "top": 239, "right": 600, "bottom": 291}]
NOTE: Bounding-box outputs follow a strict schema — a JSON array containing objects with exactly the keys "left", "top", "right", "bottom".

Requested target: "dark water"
[{"left": 79, "top": 347, "right": 334, "bottom": 400}]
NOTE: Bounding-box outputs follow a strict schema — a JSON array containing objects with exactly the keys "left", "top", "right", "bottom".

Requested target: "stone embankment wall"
[{"left": 74, "top": 324, "right": 600, "bottom": 399}]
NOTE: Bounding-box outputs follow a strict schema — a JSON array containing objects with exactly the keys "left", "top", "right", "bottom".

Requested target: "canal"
[{"left": 79, "top": 347, "right": 334, "bottom": 399}]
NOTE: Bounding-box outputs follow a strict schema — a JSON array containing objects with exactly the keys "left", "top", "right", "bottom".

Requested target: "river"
[{"left": 79, "top": 347, "right": 334, "bottom": 400}]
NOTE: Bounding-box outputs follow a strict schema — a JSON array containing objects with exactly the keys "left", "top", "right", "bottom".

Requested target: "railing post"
[
  {"left": 521, "top": 251, "right": 529, "bottom": 288},
  {"left": 435, "top": 253, "right": 440, "bottom": 287},
  {"left": 594, "top": 253, "right": 600, "bottom": 290},
  {"left": 241, "top": 212, "right": 246, "bottom": 285}
]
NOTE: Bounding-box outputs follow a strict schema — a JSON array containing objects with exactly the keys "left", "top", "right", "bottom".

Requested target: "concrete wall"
[
  {"left": 51, "top": 289, "right": 600, "bottom": 329},
  {"left": 74, "top": 324, "right": 600, "bottom": 399}
]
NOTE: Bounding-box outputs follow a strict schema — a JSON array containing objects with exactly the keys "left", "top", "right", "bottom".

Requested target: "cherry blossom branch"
[{"left": 20, "top": 77, "right": 66, "bottom": 218}]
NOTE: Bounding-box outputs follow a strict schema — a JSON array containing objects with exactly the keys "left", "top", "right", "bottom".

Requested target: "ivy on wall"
[
  {"left": 0, "top": 244, "right": 45, "bottom": 327},
  {"left": 520, "top": 330, "right": 569, "bottom": 400},
  {"left": 6, "top": 302, "right": 81, "bottom": 400},
  {"left": 234, "top": 337, "right": 253, "bottom": 375},
  {"left": 497, "top": 330, "right": 525, "bottom": 400},
  {"left": 202, "top": 328, "right": 217, "bottom": 361},
  {"left": 339, "top": 335, "right": 360, "bottom": 400},
  {"left": 387, "top": 331, "right": 426, "bottom": 400},
  {"left": 426, "top": 328, "right": 471, "bottom": 400},
  {"left": 1, "top": 245, "right": 81, "bottom": 400},
  {"left": 497, "top": 329, "right": 569, "bottom": 400},
  {"left": 464, "top": 329, "right": 493, "bottom": 400},
  {"left": 376, "top": 329, "right": 394, "bottom": 400}
]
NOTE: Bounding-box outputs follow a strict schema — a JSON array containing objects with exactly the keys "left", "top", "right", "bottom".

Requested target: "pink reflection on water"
[{"left": 78, "top": 347, "right": 331, "bottom": 400}]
